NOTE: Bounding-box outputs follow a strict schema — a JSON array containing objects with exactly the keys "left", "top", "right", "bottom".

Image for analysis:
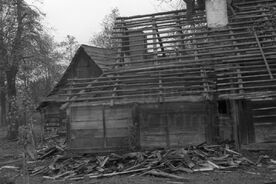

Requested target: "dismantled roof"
[
  {"left": 63, "top": 0, "right": 276, "bottom": 106},
  {"left": 38, "top": 45, "right": 115, "bottom": 108},
  {"left": 80, "top": 45, "right": 115, "bottom": 71}
]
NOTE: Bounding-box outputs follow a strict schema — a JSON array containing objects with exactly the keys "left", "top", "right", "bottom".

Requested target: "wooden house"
[
  {"left": 38, "top": 45, "right": 115, "bottom": 135},
  {"left": 63, "top": 0, "right": 276, "bottom": 152}
]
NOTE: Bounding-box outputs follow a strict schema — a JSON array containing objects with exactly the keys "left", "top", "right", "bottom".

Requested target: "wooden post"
[
  {"left": 230, "top": 30, "right": 244, "bottom": 94},
  {"left": 165, "top": 113, "right": 170, "bottom": 149},
  {"left": 40, "top": 109, "right": 45, "bottom": 139},
  {"left": 66, "top": 107, "right": 71, "bottom": 145},
  {"left": 110, "top": 19, "right": 125, "bottom": 106},
  {"left": 158, "top": 70, "right": 163, "bottom": 103},
  {"left": 176, "top": 12, "right": 186, "bottom": 57},
  {"left": 206, "top": 101, "right": 216, "bottom": 144},
  {"left": 193, "top": 27, "right": 209, "bottom": 97},
  {"left": 152, "top": 17, "right": 166, "bottom": 57},
  {"left": 65, "top": 79, "right": 73, "bottom": 143},
  {"left": 102, "top": 106, "right": 107, "bottom": 148},
  {"left": 132, "top": 104, "right": 140, "bottom": 149},
  {"left": 239, "top": 100, "right": 255, "bottom": 145},
  {"left": 152, "top": 16, "right": 164, "bottom": 103},
  {"left": 246, "top": 102, "right": 255, "bottom": 144},
  {"left": 231, "top": 100, "right": 241, "bottom": 150},
  {"left": 110, "top": 80, "right": 118, "bottom": 106},
  {"left": 152, "top": 16, "right": 158, "bottom": 61}
]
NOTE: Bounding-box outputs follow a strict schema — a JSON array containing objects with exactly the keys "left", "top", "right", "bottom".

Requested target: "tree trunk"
[
  {"left": 6, "top": 0, "right": 24, "bottom": 140},
  {"left": 6, "top": 67, "right": 18, "bottom": 140},
  {"left": 6, "top": 68, "right": 17, "bottom": 97},
  {"left": 0, "top": 0, "right": 6, "bottom": 127},
  {"left": 0, "top": 71, "right": 6, "bottom": 127}
]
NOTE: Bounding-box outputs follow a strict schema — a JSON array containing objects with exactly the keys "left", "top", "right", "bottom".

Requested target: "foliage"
[
  {"left": 0, "top": 0, "right": 45, "bottom": 138},
  {"left": 156, "top": 0, "right": 186, "bottom": 10},
  {"left": 57, "top": 35, "right": 79, "bottom": 65},
  {"left": 251, "top": 6, "right": 276, "bottom": 33},
  {"left": 18, "top": 33, "right": 66, "bottom": 105},
  {"left": 16, "top": 85, "right": 35, "bottom": 125},
  {"left": 155, "top": 0, "right": 206, "bottom": 11},
  {"left": 0, "top": 0, "right": 43, "bottom": 68},
  {"left": 90, "top": 8, "right": 120, "bottom": 49},
  {"left": 0, "top": 0, "right": 69, "bottom": 138},
  {"left": 6, "top": 96, "right": 19, "bottom": 139}
]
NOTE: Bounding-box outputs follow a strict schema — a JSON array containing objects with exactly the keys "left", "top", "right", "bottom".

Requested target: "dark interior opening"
[{"left": 218, "top": 100, "right": 229, "bottom": 114}]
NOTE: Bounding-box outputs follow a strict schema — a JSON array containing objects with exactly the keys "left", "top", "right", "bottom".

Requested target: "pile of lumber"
[{"left": 28, "top": 144, "right": 255, "bottom": 181}]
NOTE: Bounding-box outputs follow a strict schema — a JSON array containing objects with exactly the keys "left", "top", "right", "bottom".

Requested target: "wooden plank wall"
[
  {"left": 70, "top": 107, "right": 104, "bottom": 149},
  {"left": 69, "top": 105, "right": 133, "bottom": 151},
  {"left": 104, "top": 107, "right": 133, "bottom": 148},
  {"left": 138, "top": 102, "right": 209, "bottom": 149},
  {"left": 249, "top": 100, "right": 276, "bottom": 143}
]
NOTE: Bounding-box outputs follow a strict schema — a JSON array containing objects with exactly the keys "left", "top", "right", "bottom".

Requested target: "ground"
[{"left": 0, "top": 128, "right": 276, "bottom": 184}]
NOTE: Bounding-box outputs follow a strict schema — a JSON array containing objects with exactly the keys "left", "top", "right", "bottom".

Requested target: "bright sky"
[{"left": 25, "top": 0, "right": 175, "bottom": 44}]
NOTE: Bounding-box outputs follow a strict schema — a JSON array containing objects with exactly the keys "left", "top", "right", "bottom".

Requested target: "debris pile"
[
  {"left": 27, "top": 144, "right": 256, "bottom": 181},
  {"left": 256, "top": 154, "right": 276, "bottom": 171}
]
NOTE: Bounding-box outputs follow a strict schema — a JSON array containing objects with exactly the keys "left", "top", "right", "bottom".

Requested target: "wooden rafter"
[
  {"left": 61, "top": 0, "right": 276, "bottom": 105},
  {"left": 253, "top": 31, "right": 274, "bottom": 79}
]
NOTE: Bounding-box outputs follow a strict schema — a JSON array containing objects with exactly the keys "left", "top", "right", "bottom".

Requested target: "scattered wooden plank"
[{"left": 146, "top": 169, "right": 189, "bottom": 181}]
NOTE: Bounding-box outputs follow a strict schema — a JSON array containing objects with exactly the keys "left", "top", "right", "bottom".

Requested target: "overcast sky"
[{"left": 25, "top": 0, "right": 176, "bottom": 44}]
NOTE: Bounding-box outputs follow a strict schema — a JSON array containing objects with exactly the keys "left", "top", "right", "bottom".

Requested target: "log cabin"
[
  {"left": 63, "top": 0, "right": 276, "bottom": 152},
  {"left": 37, "top": 45, "right": 115, "bottom": 136}
]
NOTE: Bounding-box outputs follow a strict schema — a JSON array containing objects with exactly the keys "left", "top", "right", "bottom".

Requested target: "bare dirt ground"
[{"left": 0, "top": 128, "right": 276, "bottom": 184}]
